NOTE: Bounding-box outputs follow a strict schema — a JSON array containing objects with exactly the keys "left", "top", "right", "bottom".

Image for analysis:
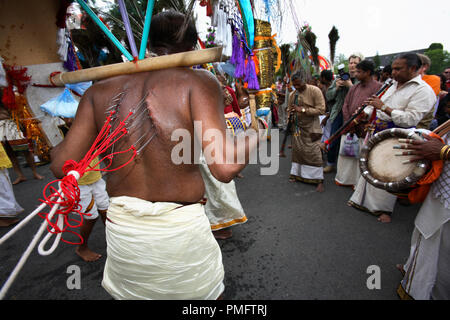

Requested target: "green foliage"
[
  {"left": 333, "top": 54, "right": 348, "bottom": 73},
  {"left": 425, "top": 43, "right": 450, "bottom": 75},
  {"left": 374, "top": 52, "right": 381, "bottom": 68},
  {"left": 428, "top": 43, "right": 444, "bottom": 51}
]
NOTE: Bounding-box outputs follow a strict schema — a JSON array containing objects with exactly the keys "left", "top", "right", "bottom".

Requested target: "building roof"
[{"left": 366, "top": 48, "right": 427, "bottom": 67}]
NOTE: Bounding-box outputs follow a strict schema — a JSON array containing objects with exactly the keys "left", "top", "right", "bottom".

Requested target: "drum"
[
  {"left": 359, "top": 128, "right": 431, "bottom": 193},
  {"left": 226, "top": 116, "right": 247, "bottom": 136}
]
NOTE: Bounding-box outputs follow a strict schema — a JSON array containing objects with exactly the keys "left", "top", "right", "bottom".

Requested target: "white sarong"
[
  {"left": 0, "top": 120, "right": 25, "bottom": 141},
  {"left": 0, "top": 169, "right": 23, "bottom": 217},
  {"left": 399, "top": 194, "right": 450, "bottom": 300},
  {"left": 290, "top": 162, "right": 324, "bottom": 184},
  {"left": 102, "top": 196, "right": 225, "bottom": 300},
  {"left": 349, "top": 176, "right": 397, "bottom": 214},
  {"left": 335, "top": 135, "right": 363, "bottom": 186},
  {"left": 199, "top": 157, "right": 247, "bottom": 231}
]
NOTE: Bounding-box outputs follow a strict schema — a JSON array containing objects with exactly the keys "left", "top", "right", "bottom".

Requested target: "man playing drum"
[
  {"left": 348, "top": 53, "right": 436, "bottom": 223},
  {"left": 396, "top": 130, "right": 450, "bottom": 299}
]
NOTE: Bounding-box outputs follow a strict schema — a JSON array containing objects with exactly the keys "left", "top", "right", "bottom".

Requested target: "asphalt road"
[{"left": 0, "top": 134, "right": 419, "bottom": 300}]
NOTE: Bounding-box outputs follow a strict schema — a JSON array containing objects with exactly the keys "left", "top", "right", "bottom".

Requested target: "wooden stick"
[
  {"left": 433, "top": 119, "right": 450, "bottom": 137},
  {"left": 249, "top": 93, "right": 258, "bottom": 131},
  {"left": 50, "top": 47, "right": 224, "bottom": 86}
]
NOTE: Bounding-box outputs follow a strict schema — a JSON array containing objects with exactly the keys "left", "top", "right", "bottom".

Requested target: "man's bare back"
[{"left": 51, "top": 67, "right": 247, "bottom": 204}]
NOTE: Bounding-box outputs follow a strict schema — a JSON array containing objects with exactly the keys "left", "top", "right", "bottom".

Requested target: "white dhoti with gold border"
[{"left": 199, "top": 156, "right": 247, "bottom": 231}]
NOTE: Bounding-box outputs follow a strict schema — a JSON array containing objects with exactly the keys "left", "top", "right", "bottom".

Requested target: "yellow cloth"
[
  {"left": 102, "top": 196, "right": 225, "bottom": 300},
  {"left": 78, "top": 157, "right": 102, "bottom": 186},
  {"left": 0, "top": 144, "right": 12, "bottom": 170}
]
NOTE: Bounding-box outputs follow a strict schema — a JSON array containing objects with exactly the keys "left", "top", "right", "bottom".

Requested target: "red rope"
[{"left": 38, "top": 110, "right": 137, "bottom": 245}]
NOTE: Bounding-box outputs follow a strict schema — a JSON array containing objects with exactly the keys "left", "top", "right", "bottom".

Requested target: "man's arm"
[
  {"left": 190, "top": 70, "right": 262, "bottom": 183},
  {"left": 50, "top": 88, "right": 98, "bottom": 178},
  {"left": 325, "top": 79, "right": 338, "bottom": 102}
]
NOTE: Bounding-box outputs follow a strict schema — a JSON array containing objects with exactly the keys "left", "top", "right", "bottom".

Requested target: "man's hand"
[
  {"left": 365, "top": 95, "right": 384, "bottom": 109},
  {"left": 343, "top": 79, "right": 353, "bottom": 88},
  {"left": 396, "top": 134, "right": 446, "bottom": 162}
]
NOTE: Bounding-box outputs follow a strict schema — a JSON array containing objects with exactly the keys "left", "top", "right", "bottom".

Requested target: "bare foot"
[
  {"left": 213, "top": 228, "right": 232, "bottom": 240},
  {"left": 378, "top": 214, "right": 392, "bottom": 223},
  {"left": 76, "top": 246, "right": 102, "bottom": 262},
  {"left": 316, "top": 183, "right": 325, "bottom": 193},
  {"left": 237, "top": 173, "right": 244, "bottom": 179},
  {"left": 289, "top": 178, "right": 296, "bottom": 183},
  {"left": 0, "top": 217, "right": 20, "bottom": 227},
  {"left": 33, "top": 173, "right": 44, "bottom": 180},
  {"left": 12, "top": 177, "right": 27, "bottom": 185}
]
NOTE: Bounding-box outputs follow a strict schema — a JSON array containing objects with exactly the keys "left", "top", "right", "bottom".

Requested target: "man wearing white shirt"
[{"left": 348, "top": 53, "right": 436, "bottom": 223}]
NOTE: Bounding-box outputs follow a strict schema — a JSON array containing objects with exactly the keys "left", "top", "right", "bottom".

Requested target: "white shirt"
[{"left": 365, "top": 75, "right": 437, "bottom": 128}]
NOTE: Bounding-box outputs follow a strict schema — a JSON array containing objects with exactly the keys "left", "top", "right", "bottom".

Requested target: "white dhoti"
[
  {"left": 102, "top": 196, "right": 225, "bottom": 300},
  {"left": 0, "top": 119, "right": 25, "bottom": 141},
  {"left": 348, "top": 176, "right": 397, "bottom": 215},
  {"left": 290, "top": 163, "right": 324, "bottom": 184},
  {"left": 398, "top": 193, "right": 450, "bottom": 300},
  {"left": 335, "top": 135, "right": 363, "bottom": 186},
  {"left": 199, "top": 157, "right": 247, "bottom": 231},
  {"left": 0, "top": 169, "right": 23, "bottom": 218}
]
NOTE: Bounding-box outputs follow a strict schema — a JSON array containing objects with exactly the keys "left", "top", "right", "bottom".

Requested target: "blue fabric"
[{"left": 40, "top": 88, "right": 79, "bottom": 118}]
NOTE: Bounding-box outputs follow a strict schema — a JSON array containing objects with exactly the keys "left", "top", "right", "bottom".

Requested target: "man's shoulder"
[{"left": 306, "top": 84, "right": 322, "bottom": 94}]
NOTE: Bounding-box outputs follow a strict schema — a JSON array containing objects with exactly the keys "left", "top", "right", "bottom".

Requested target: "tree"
[
  {"left": 334, "top": 54, "right": 348, "bottom": 73},
  {"left": 425, "top": 43, "right": 450, "bottom": 75},
  {"left": 373, "top": 52, "right": 381, "bottom": 69}
]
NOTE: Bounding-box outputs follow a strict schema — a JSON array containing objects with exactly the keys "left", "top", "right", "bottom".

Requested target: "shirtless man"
[{"left": 50, "top": 10, "right": 263, "bottom": 300}]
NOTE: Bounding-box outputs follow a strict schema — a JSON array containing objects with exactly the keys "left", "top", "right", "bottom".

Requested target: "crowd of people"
[
  {"left": 1, "top": 9, "right": 449, "bottom": 301},
  {"left": 273, "top": 50, "right": 450, "bottom": 300}
]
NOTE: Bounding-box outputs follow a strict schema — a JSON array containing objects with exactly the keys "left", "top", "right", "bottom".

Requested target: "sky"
[{"left": 195, "top": 0, "right": 450, "bottom": 60}]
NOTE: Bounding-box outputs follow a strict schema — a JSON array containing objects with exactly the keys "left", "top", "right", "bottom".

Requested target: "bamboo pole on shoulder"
[{"left": 50, "top": 47, "right": 224, "bottom": 86}]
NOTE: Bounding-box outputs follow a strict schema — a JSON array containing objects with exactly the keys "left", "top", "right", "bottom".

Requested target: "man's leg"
[
  {"left": 325, "top": 112, "right": 343, "bottom": 171},
  {"left": 76, "top": 214, "right": 102, "bottom": 262},
  {"left": 213, "top": 228, "right": 232, "bottom": 240},
  {"left": 2, "top": 141, "right": 26, "bottom": 184},
  {"left": 23, "top": 150, "right": 43, "bottom": 181}
]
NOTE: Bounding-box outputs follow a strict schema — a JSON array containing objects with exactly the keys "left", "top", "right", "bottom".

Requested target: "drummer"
[
  {"left": 347, "top": 53, "right": 437, "bottom": 223},
  {"left": 396, "top": 130, "right": 450, "bottom": 299}
]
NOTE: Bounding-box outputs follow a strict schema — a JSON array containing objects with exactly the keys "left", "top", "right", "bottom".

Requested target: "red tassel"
[{"left": 1, "top": 85, "right": 16, "bottom": 110}]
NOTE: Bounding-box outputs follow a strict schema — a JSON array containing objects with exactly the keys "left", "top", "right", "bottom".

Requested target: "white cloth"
[
  {"left": 335, "top": 135, "right": 364, "bottom": 186},
  {"left": 102, "top": 196, "right": 224, "bottom": 300},
  {"left": 78, "top": 178, "right": 109, "bottom": 220},
  {"left": 364, "top": 75, "right": 436, "bottom": 128},
  {"left": 199, "top": 156, "right": 247, "bottom": 231},
  {"left": 320, "top": 116, "right": 331, "bottom": 143},
  {"left": 241, "top": 106, "right": 252, "bottom": 128},
  {"left": 349, "top": 175, "right": 397, "bottom": 214},
  {"left": 0, "top": 120, "right": 25, "bottom": 141},
  {"left": 290, "top": 162, "right": 324, "bottom": 181},
  {"left": 0, "top": 169, "right": 23, "bottom": 217},
  {"left": 0, "top": 56, "right": 7, "bottom": 87},
  {"left": 401, "top": 195, "right": 450, "bottom": 300}
]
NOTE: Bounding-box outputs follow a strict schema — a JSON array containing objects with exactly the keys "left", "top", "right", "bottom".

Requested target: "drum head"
[{"left": 360, "top": 128, "right": 430, "bottom": 192}]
